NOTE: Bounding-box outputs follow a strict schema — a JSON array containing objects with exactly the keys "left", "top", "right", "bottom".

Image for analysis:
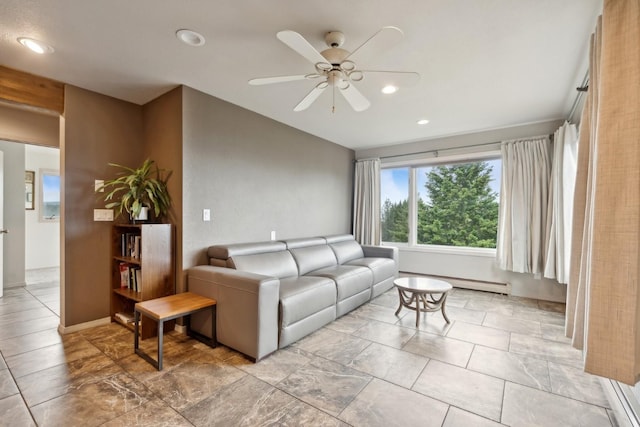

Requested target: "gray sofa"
[{"left": 187, "top": 234, "right": 398, "bottom": 361}]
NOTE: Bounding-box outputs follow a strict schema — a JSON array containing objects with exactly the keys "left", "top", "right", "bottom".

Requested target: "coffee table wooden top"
[
  {"left": 135, "top": 292, "right": 217, "bottom": 321},
  {"left": 394, "top": 277, "right": 452, "bottom": 293}
]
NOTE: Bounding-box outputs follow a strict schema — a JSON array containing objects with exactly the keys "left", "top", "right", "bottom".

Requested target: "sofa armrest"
[
  {"left": 361, "top": 245, "right": 399, "bottom": 263},
  {"left": 187, "top": 265, "right": 280, "bottom": 361}
]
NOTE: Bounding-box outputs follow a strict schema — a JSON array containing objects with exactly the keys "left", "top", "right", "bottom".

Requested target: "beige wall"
[
  {"left": 0, "top": 103, "right": 59, "bottom": 147},
  {"left": 62, "top": 85, "right": 143, "bottom": 326},
  {"left": 181, "top": 87, "right": 354, "bottom": 288}
]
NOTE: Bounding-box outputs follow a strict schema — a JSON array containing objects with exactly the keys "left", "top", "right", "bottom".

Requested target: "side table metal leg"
[
  {"left": 441, "top": 293, "right": 451, "bottom": 324},
  {"left": 158, "top": 320, "right": 164, "bottom": 371},
  {"left": 394, "top": 288, "right": 403, "bottom": 316},
  {"left": 415, "top": 292, "right": 420, "bottom": 327},
  {"left": 134, "top": 310, "right": 140, "bottom": 350}
]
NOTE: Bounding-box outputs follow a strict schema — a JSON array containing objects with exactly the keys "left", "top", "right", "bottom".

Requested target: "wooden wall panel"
[{"left": 0, "top": 66, "right": 64, "bottom": 114}]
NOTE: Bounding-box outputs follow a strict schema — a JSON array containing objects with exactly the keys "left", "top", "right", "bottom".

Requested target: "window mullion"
[{"left": 408, "top": 167, "right": 417, "bottom": 246}]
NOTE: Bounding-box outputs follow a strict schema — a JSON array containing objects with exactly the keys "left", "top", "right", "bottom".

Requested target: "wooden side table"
[
  {"left": 134, "top": 292, "right": 217, "bottom": 370},
  {"left": 394, "top": 277, "right": 453, "bottom": 327}
]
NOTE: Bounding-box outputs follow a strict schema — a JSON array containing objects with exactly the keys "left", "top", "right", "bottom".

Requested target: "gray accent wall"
[{"left": 181, "top": 87, "right": 354, "bottom": 283}]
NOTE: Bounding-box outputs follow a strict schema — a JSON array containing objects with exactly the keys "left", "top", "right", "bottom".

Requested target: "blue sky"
[
  {"left": 381, "top": 159, "right": 501, "bottom": 204},
  {"left": 42, "top": 174, "right": 60, "bottom": 203}
]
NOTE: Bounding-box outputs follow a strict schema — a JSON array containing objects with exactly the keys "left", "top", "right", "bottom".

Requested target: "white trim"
[
  {"left": 384, "top": 242, "right": 497, "bottom": 258},
  {"left": 382, "top": 148, "right": 501, "bottom": 168},
  {"left": 600, "top": 378, "right": 638, "bottom": 427},
  {"left": 57, "top": 316, "right": 111, "bottom": 334}
]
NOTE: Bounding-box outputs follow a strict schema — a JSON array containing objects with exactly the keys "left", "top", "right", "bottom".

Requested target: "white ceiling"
[{"left": 0, "top": 0, "right": 601, "bottom": 150}]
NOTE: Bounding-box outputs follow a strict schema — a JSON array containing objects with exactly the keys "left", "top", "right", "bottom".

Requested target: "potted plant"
[{"left": 99, "top": 158, "right": 172, "bottom": 222}]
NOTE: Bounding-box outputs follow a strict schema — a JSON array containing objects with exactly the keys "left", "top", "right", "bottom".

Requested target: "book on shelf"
[
  {"left": 119, "top": 263, "right": 129, "bottom": 288},
  {"left": 114, "top": 312, "right": 135, "bottom": 324},
  {"left": 120, "top": 233, "right": 142, "bottom": 259}
]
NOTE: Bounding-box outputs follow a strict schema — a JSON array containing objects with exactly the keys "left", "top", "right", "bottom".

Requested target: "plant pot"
[{"left": 132, "top": 206, "right": 149, "bottom": 222}]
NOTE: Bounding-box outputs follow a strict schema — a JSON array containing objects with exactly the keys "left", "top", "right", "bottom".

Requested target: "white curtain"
[
  {"left": 566, "top": 0, "right": 640, "bottom": 385},
  {"left": 353, "top": 159, "right": 381, "bottom": 245},
  {"left": 497, "top": 137, "right": 552, "bottom": 274},
  {"left": 543, "top": 122, "right": 578, "bottom": 284}
]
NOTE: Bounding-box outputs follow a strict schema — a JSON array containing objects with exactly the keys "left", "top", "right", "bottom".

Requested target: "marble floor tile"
[
  {"left": 413, "top": 359, "right": 504, "bottom": 421},
  {"left": 452, "top": 288, "right": 496, "bottom": 301},
  {"left": 0, "top": 354, "right": 6, "bottom": 369},
  {"left": 346, "top": 342, "right": 428, "bottom": 388},
  {"left": 493, "top": 294, "right": 540, "bottom": 309},
  {"left": 293, "top": 328, "right": 371, "bottom": 365},
  {"left": 16, "top": 352, "right": 121, "bottom": 407},
  {"left": 512, "top": 305, "right": 565, "bottom": 326},
  {"left": 230, "top": 347, "right": 311, "bottom": 385},
  {"left": 0, "top": 327, "right": 62, "bottom": 357},
  {"left": 340, "top": 378, "right": 448, "bottom": 427},
  {"left": 439, "top": 305, "right": 487, "bottom": 325},
  {"left": 482, "top": 312, "right": 542, "bottom": 336},
  {"left": 325, "top": 313, "right": 370, "bottom": 334},
  {"left": 0, "top": 306, "right": 56, "bottom": 325},
  {"left": 369, "top": 291, "right": 399, "bottom": 309},
  {"left": 350, "top": 302, "right": 409, "bottom": 324},
  {"left": 465, "top": 299, "right": 515, "bottom": 316},
  {"left": 403, "top": 331, "right": 474, "bottom": 367},
  {"left": 538, "top": 300, "right": 566, "bottom": 313},
  {"left": 184, "top": 374, "right": 347, "bottom": 426},
  {"left": 102, "top": 397, "right": 193, "bottom": 427},
  {"left": 352, "top": 320, "right": 415, "bottom": 349},
  {"left": 467, "top": 345, "right": 551, "bottom": 391},
  {"left": 277, "top": 357, "right": 371, "bottom": 416},
  {"left": 548, "top": 361, "right": 610, "bottom": 407},
  {"left": 502, "top": 381, "right": 611, "bottom": 427},
  {"left": 442, "top": 406, "right": 506, "bottom": 427},
  {"left": 6, "top": 333, "right": 102, "bottom": 378},
  {"left": 144, "top": 351, "right": 246, "bottom": 411},
  {"left": 0, "top": 300, "right": 44, "bottom": 317},
  {"left": 30, "top": 372, "right": 155, "bottom": 427},
  {"left": 0, "top": 367, "right": 19, "bottom": 400},
  {"left": 395, "top": 310, "right": 454, "bottom": 335},
  {"left": 510, "top": 332, "right": 583, "bottom": 368},
  {"left": 0, "top": 394, "right": 36, "bottom": 426},
  {"left": 446, "top": 321, "right": 510, "bottom": 351},
  {"left": 540, "top": 323, "right": 572, "bottom": 343},
  {"left": 0, "top": 315, "right": 59, "bottom": 341}
]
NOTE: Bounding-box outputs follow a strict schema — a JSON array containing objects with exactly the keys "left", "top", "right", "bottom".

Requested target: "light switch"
[
  {"left": 270, "top": 230, "right": 276, "bottom": 240},
  {"left": 93, "top": 209, "right": 113, "bottom": 221},
  {"left": 203, "top": 209, "right": 211, "bottom": 222}
]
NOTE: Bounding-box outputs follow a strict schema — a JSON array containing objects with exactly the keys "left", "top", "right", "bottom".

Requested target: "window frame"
[
  {"left": 39, "top": 168, "right": 60, "bottom": 223},
  {"left": 381, "top": 150, "right": 501, "bottom": 254}
]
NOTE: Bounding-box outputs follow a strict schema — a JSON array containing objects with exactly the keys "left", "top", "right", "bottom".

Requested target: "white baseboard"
[{"left": 58, "top": 317, "right": 111, "bottom": 334}]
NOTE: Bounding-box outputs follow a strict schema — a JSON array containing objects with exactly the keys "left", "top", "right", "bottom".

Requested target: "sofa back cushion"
[
  {"left": 330, "top": 239, "right": 365, "bottom": 264},
  {"left": 290, "top": 245, "right": 338, "bottom": 275},
  {"left": 208, "top": 241, "right": 286, "bottom": 260},
  {"left": 229, "top": 251, "right": 298, "bottom": 279}
]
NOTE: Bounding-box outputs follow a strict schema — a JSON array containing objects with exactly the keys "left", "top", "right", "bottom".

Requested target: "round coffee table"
[{"left": 394, "top": 277, "right": 453, "bottom": 327}]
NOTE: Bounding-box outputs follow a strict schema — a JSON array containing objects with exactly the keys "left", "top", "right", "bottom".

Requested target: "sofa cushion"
[
  {"left": 289, "top": 245, "right": 338, "bottom": 276},
  {"left": 284, "top": 237, "right": 326, "bottom": 249},
  {"left": 309, "top": 265, "right": 372, "bottom": 302},
  {"left": 208, "top": 241, "right": 286, "bottom": 260},
  {"left": 347, "top": 257, "right": 397, "bottom": 284},
  {"left": 329, "top": 239, "right": 365, "bottom": 264},
  {"left": 229, "top": 251, "right": 298, "bottom": 279},
  {"left": 279, "top": 276, "right": 336, "bottom": 327}
]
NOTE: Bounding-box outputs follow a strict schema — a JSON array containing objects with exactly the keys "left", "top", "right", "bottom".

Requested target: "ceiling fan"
[{"left": 249, "top": 26, "right": 420, "bottom": 113}]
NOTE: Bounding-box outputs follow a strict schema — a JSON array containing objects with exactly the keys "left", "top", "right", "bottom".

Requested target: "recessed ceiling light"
[
  {"left": 381, "top": 85, "right": 398, "bottom": 94},
  {"left": 17, "top": 37, "right": 54, "bottom": 54},
  {"left": 417, "top": 119, "right": 430, "bottom": 125},
  {"left": 176, "top": 29, "right": 205, "bottom": 47}
]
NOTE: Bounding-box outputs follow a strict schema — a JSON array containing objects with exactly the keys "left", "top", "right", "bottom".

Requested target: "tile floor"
[{"left": 0, "top": 276, "right": 619, "bottom": 426}]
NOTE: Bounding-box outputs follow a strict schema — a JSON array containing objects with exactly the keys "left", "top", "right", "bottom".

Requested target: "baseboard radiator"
[{"left": 400, "top": 272, "right": 511, "bottom": 295}]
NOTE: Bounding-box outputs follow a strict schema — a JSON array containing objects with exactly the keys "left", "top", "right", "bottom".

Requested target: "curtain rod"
[
  {"left": 379, "top": 140, "right": 501, "bottom": 160},
  {"left": 568, "top": 71, "right": 589, "bottom": 121}
]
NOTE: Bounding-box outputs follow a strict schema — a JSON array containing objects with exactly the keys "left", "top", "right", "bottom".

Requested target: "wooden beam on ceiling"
[{"left": 0, "top": 66, "right": 64, "bottom": 114}]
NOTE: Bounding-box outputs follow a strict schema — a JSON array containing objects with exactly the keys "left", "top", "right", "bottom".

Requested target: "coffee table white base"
[{"left": 394, "top": 277, "right": 453, "bottom": 327}]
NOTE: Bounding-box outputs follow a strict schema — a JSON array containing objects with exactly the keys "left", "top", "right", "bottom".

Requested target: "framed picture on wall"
[{"left": 25, "top": 170, "right": 35, "bottom": 210}]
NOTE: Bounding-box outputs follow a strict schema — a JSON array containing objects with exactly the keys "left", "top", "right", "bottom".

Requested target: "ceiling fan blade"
[
  {"left": 339, "top": 84, "right": 370, "bottom": 112},
  {"left": 359, "top": 70, "right": 421, "bottom": 87},
  {"left": 249, "top": 74, "right": 319, "bottom": 85},
  {"left": 344, "top": 26, "right": 404, "bottom": 65},
  {"left": 277, "top": 30, "right": 330, "bottom": 67},
  {"left": 294, "top": 82, "right": 328, "bottom": 111}
]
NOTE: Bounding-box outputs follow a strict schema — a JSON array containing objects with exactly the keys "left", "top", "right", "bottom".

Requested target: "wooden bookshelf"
[{"left": 111, "top": 223, "right": 174, "bottom": 339}]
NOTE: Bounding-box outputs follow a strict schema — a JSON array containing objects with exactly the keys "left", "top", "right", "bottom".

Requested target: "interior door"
[{"left": 0, "top": 151, "right": 4, "bottom": 297}]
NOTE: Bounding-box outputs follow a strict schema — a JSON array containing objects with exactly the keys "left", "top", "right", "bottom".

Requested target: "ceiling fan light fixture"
[
  {"left": 382, "top": 85, "right": 398, "bottom": 94},
  {"left": 176, "top": 29, "right": 205, "bottom": 47},
  {"left": 17, "top": 37, "right": 54, "bottom": 54},
  {"left": 417, "top": 119, "right": 430, "bottom": 125}
]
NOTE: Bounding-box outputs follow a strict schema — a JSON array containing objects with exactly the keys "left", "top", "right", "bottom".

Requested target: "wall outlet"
[
  {"left": 93, "top": 209, "right": 113, "bottom": 221},
  {"left": 270, "top": 230, "right": 276, "bottom": 240},
  {"left": 203, "top": 209, "right": 211, "bottom": 222}
]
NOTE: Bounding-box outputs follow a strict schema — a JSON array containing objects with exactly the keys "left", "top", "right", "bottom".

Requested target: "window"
[
  {"left": 380, "top": 167, "right": 409, "bottom": 243},
  {"left": 40, "top": 169, "right": 60, "bottom": 222},
  {"left": 381, "top": 156, "right": 501, "bottom": 250}
]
